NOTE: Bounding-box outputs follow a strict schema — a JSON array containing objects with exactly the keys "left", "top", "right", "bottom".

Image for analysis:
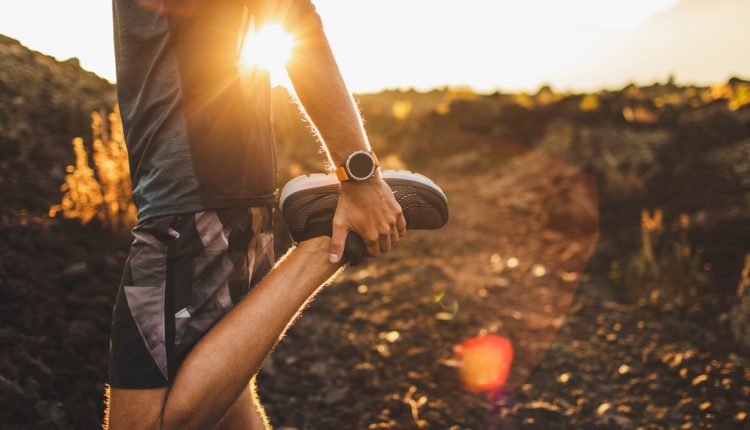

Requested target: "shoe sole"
[{"left": 280, "top": 170, "right": 449, "bottom": 231}]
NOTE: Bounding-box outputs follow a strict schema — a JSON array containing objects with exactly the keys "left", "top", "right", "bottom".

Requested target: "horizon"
[{"left": 2, "top": 0, "right": 749, "bottom": 93}]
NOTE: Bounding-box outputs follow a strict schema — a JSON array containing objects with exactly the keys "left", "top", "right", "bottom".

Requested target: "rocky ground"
[
  {"left": 257, "top": 154, "right": 750, "bottom": 430},
  {"left": 2, "top": 152, "right": 749, "bottom": 429},
  {"left": 0, "top": 215, "right": 128, "bottom": 429},
  {"left": 2, "top": 33, "right": 750, "bottom": 429}
]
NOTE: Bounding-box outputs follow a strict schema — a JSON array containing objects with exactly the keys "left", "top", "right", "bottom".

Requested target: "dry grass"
[
  {"left": 610, "top": 210, "right": 710, "bottom": 302},
  {"left": 49, "top": 105, "right": 136, "bottom": 234}
]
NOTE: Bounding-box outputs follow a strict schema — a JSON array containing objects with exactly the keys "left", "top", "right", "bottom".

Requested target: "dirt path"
[
  {"left": 258, "top": 153, "right": 601, "bottom": 428},
  {"left": 258, "top": 153, "right": 749, "bottom": 429},
  {"left": 2, "top": 153, "right": 748, "bottom": 429}
]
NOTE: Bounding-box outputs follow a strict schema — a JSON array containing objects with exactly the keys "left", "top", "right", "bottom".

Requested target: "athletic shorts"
[{"left": 108, "top": 207, "right": 274, "bottom": 389}]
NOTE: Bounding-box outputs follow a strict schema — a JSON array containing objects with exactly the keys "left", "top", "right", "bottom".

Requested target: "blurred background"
[{"left": 1, "top": 0, "right": 749, "bottom": 428}]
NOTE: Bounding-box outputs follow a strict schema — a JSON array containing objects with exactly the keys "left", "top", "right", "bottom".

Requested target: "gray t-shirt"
[{"left": 113, "top": 0, "right": 277, "bottom": 221}]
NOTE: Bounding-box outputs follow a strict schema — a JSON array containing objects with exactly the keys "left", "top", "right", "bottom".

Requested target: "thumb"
[{"left": 329, "top": 222, "right": 348, "bottom": 264}]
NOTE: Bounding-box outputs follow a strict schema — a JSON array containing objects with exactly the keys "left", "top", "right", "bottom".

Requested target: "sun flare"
[{"left": 239, "top": 23, "right": 295, "bottom": 71}]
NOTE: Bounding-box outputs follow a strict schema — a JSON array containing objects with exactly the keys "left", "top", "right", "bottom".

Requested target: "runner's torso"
[{"left": 113, "top": 0, "right": 276, "bottom": 221}]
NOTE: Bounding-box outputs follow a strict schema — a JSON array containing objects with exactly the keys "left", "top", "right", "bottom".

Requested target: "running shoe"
[{"left": 280, "top": 170, "right": 449, "bottom": 265}]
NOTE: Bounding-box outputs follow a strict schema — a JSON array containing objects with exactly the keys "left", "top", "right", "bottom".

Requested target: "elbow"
[{"left": 279, "top": 0, "right": 326, "bottom": 45}]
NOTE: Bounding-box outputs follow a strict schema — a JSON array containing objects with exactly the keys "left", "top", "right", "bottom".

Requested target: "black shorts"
[{"left": 108, "top": 207, "right": 274, "bottom": 389}]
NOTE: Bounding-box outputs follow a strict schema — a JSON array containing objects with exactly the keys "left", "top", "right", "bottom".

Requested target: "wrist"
[
  {"left": 336, "top": 149, "right": 379, "bottom": 183},
  {"left": 339, "top": 168, "right": 381, "bottom": 189}
]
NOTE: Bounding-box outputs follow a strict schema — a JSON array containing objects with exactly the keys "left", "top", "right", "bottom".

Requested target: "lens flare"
[{"left": 456, "top": 335, "right": 513, "bottom": 392}]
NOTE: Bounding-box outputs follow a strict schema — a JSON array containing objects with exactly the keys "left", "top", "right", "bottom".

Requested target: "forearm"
[{"left": 284, "top": 2, "right": 370, "bottom": 166}]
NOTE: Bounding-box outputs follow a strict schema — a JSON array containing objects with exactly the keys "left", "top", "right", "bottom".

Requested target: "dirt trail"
[
  {"left": 2, "top": 152, "right": 748, "bottom": 429},
  {"left": 258, "top": 152, "right": 749, "bottom": 429},
  {"left": 257, "top": 152, "right": 602, "bottom": 428}
]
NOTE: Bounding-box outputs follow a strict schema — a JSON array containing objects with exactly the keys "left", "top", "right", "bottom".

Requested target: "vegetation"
[
  {"left": 610, "top": 210, "right": 709, "bottom": 303},
  {"left": 21, "top": 71, "right": 749, "bottom": 428},
  {"left": 49, "top": 106, "right": 136, "bottom": 235}
]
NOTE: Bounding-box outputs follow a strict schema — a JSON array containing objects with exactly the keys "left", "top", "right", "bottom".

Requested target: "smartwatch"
[{"left": 336, "top": 150, "right": 379, "bottom": 182}]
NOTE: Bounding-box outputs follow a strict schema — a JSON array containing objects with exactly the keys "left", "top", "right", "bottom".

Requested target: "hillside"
[
  {"left": 0, "top": 35, "right": 115, "bottom": 217},
  {"left": 1, "top": 34, "right": 750, "bottom": 429}
]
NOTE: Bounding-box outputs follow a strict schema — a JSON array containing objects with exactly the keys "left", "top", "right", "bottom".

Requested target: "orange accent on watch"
[{"left": 335, "top": 166, "right": 349, "bottom": 181}]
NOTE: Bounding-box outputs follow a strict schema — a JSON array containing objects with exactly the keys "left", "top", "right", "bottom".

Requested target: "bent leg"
[{"left": 107, "top": 236, "right": 342, "bottom": 430}]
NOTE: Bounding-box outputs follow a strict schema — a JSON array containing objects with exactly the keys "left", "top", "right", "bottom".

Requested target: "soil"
[
  {"left": 2, "top": 152, "right": 748, "bottom": 429},
  {"left": 2, "top": 33, "right": 749, "bottom": 430}
]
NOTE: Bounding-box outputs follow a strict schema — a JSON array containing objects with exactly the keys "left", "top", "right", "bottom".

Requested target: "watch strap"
[{"left": 335, "top": 165, "right": 350, "bottom": 181}]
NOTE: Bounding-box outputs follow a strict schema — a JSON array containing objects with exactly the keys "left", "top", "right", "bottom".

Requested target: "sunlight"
[
  {"left": 239, "top": 23, "right": 294, "bottom": 83},
  {"left": 5, "top": 1, "right": 749, "bottom": 91}
]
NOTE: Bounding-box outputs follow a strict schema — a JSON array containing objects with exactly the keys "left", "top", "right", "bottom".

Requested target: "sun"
[{"left": 239, "top": 23, "right": 295, "bottom": 71}]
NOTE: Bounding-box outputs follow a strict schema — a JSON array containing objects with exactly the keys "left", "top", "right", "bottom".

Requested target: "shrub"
[
  {"left": 49, "top": 106, "right": 137, "bottom": 234},
  {"left": 610, "top": 210, "right": 709, "bottom": 302}
]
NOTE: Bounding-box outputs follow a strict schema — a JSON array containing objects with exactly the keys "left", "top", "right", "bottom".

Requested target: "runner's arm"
[{"left": 253, "top": 0, "right": 406, "bottom": 260}]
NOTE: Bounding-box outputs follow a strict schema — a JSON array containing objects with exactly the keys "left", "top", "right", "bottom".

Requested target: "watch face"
[{"left": 348, "top": 151, "right": 375, "bottom": 180}]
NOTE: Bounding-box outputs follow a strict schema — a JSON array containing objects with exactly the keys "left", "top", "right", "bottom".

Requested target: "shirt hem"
[
  {"left": 108, "top": 372, "right": 169, "bottom": 389},
  {"left": 136, "top": 194, "right": 277, "bottom": 222}
]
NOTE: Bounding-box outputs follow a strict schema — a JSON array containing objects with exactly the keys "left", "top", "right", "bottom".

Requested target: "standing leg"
[
  {"left": 215, "top": 377, "right": 269, "bottom": 430},
  {"left": 106, "top": 376, "right": 268, "bottom": 429}
]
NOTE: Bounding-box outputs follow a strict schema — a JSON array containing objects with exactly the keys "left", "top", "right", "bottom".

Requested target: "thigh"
[
  {"left": 109, "top": 207, "right": 275, "bottom": 389},
  {"left": 107, "top": 387, "right": 168, "bottom": 430}
]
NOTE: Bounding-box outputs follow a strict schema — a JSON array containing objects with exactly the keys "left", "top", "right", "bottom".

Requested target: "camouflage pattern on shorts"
[{"left": 108, "top": 207, "right": 274, "bottom": 388}]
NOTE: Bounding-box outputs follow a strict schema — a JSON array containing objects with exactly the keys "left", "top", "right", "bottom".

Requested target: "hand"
[{"left": 329, "top": 173, "right": 406, "bottom": 263}]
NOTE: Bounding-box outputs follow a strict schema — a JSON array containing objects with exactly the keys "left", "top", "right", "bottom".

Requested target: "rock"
[
  {"left": 62, "top": 262, "right": 88, "bottom": 277},
  {"left": 323, "top": 386, "right": 349, "bottom": 404},
  {"left": 34, "top": 401, "right": 67, "bottom": 426},
  {"left": 609, "top": 413, "right": 634, "bottom": 428},
  {"left": 708, "top": 138, "right": 750, "bottom": 189},
  {"left": 309, "top": 361, "right": 327, "bottom": 377},
  {"left": 542, "top": 173, "right": 599, "bottom": 237}
]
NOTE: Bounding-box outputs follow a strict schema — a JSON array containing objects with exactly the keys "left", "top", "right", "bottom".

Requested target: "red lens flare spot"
[{"left": 456, "top": 335, "right": 513, "bottom": 392}]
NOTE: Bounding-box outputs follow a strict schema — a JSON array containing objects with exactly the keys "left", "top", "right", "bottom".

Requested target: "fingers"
[
  {"left": 390, "top": 224, "right": 400, "bottom": 245},
  {"left": 364, "top": 232, "right": 380, "bottom": 257},
  {"left": 329, "top": 220, "right": 348, "bottom": 264},
  {"left": 396, "top": 211, "right": 406, "bottom": 237},
  {"left": 333, "top": 183, "right": 406, "bottom": 259},
  {"left": 368, "top": 211, "right": 403, "bottom": 256},
  {"left": 379, "top": 230, "right": 392, "bottom": 254}
]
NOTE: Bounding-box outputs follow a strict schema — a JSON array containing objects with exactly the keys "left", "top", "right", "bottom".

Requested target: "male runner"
[{"left": 106, "top": 0, "right": 448, "bottom": 428}]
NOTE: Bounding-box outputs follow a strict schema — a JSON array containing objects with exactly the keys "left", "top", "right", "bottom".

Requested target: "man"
[{"left": 106, "top": 0, "right": 448, "bottom": 428}]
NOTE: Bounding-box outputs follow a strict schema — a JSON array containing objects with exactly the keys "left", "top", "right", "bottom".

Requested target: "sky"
[{"left": 1, "top": 0, "right": 748, "bottom": 93}]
